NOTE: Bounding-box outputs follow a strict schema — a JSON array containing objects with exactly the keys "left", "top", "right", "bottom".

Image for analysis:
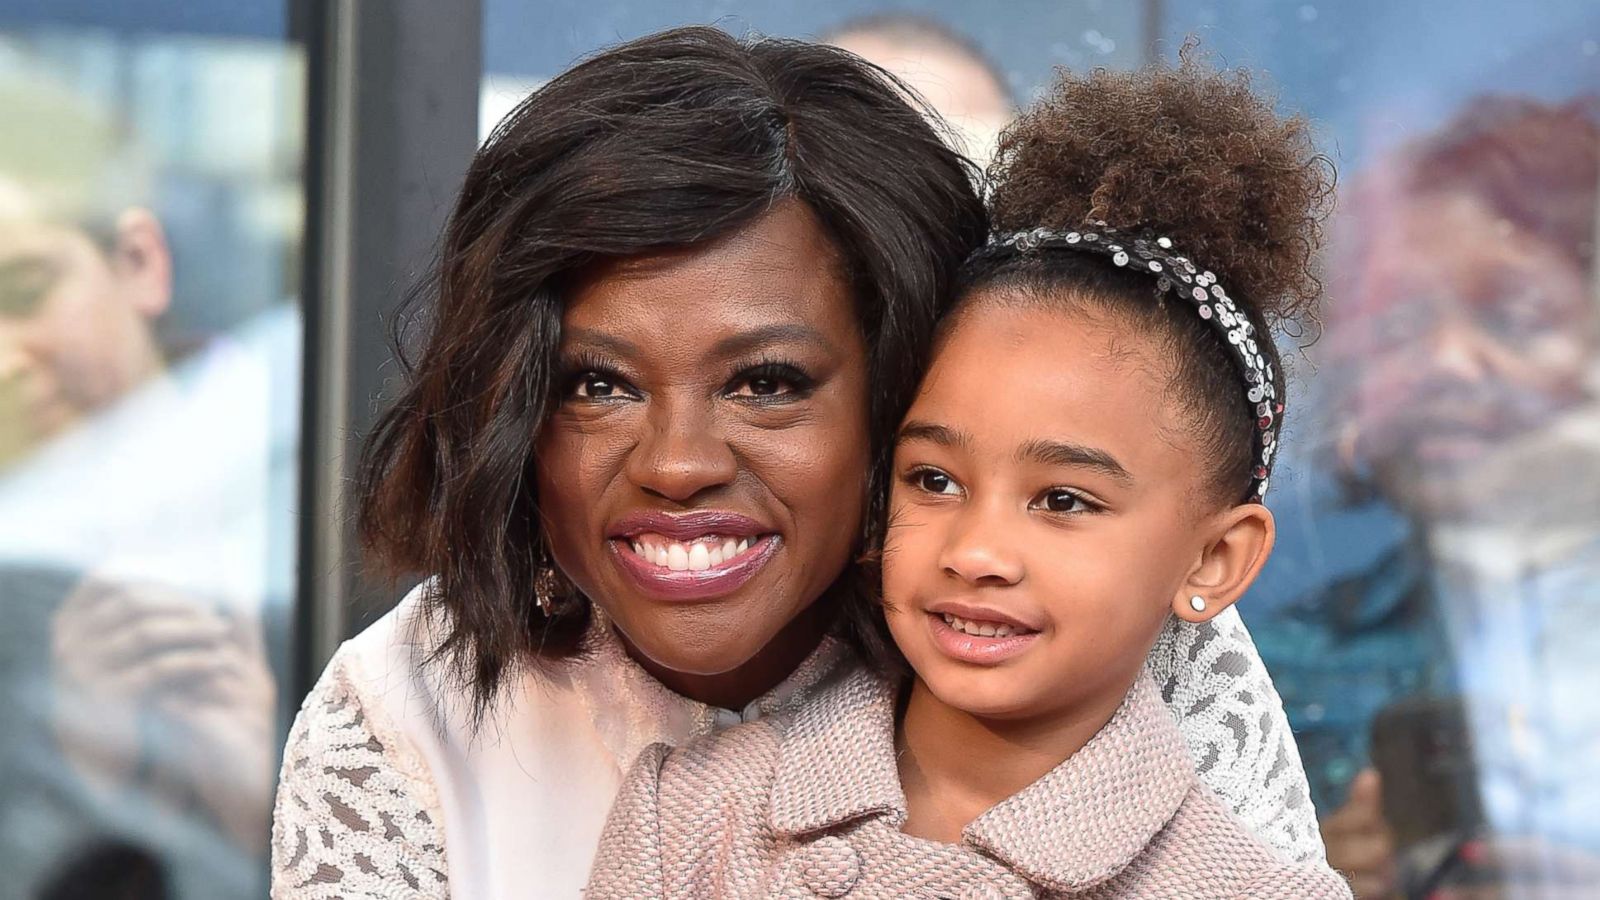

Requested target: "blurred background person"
[
  {"left": 822, "top": 12, "right": 1015, "bottom": 168},
  {"left": 1284, "top": 96, "right": 1600, "bottom": 898},
  {"left": 0, "top": 64, "right": 294, "bottom": 900}
]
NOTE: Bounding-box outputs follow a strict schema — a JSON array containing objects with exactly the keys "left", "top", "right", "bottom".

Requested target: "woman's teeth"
[
  {"left": 942, "top": 613, "right": 1024, "bottom": 639},
  {"left": 629, "top": 536, "right": 753, "bottom": 572}
]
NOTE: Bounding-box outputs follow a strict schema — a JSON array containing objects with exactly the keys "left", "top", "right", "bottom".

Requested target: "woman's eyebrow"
[
  {"left": 1016, "top": 438, "right": 1133, "bottom": 483},
  {"left": 897, "top": 420, "right": 971, "bottom": 450},
  {"left": 561, "top": 327, "right": 639, "bottom": 358},
  {"left": 710, "top": 323, "right": 833, "bottom": 358}
]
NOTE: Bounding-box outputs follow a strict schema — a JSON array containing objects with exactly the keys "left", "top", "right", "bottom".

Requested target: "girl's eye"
[
  {"left": 914, "top": 468, "right": 962, "bottom": 496},
  {"left": 1034, "top": 489, "right": 1096, "bottom": 514},
  {"left": 725, "top": 363, "right": 815, "bottom": 400}
]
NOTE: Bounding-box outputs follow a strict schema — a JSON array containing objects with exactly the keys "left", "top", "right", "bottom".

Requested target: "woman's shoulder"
[
  {"left": 1138, "top": 785, "right": 1352, "bottom": 899},
  {"left": 271, "top": 583, "right": 451, "bottom": 898}
]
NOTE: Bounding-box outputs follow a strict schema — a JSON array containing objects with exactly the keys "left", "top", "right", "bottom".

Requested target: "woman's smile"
[{"left": 607, "top": 509, "right": 783, "bottom": 602}]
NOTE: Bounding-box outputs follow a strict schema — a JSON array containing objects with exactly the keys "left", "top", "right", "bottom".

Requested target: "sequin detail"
[{"left": 988, "top": 225, "right": 1280, "bottom": 500}]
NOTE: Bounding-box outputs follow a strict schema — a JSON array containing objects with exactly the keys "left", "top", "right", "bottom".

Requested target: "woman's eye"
[
  {"left": 732, "top": 375, "right": 787, "bottom": 397},
  {"left": 570, "top": 373, "right": 627, "bottom": 400},
  {"left": 725, "top": 364, "right": 814, "bottom": 400},
  {"left": 1036, "top": 489, "right": 1093, "bottom": 514},
  {"left": 916, "top": 469, "right": 961, "bottom": 496}
]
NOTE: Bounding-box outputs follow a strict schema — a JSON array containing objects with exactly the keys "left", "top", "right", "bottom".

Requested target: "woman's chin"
[{"left": 612, "top": 616, "right": 775, "bottom": 680}]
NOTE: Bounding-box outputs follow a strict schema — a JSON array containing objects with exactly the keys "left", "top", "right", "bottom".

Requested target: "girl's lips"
[
  {"left": 609, "top": 533, "right": 781, "bottom": 602},
  {"left": 926, "top": 610, "right": 1041, "bottom": 665}
]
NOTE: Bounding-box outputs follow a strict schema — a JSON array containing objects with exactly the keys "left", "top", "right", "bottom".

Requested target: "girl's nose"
[{"left": 938, "top": 503, "right": 1025, "bottom": 587}]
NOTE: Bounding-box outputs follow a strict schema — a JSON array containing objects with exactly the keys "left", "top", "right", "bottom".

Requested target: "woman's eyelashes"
[
  {"left": 563, "top": 365, "right": 640, "bottom": 402},
  {"left": 722, "top": 360, "right": 816, "bottom": 401},
  {"left": 559, "top": 356, "right": 816, "bottom": 404}
]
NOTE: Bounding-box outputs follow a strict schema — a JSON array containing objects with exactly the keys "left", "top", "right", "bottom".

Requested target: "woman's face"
[{"left": 535, "top": 200, "right": 871, "bottom": 702}]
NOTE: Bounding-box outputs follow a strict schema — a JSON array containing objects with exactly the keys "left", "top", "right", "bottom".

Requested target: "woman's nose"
[{"left": 624, "top": 399, "right": 738, "bottom": 502}]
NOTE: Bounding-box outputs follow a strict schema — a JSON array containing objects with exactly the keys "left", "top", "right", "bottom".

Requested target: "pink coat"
[{"left": 586, "top": 668, "right": 1352, "bottom": 898}]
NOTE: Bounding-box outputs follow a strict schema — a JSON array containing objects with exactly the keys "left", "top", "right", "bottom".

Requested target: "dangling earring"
[
  {"left": 1189, "top": 595, "right": 1208, "bottom": 613},
  {"left": 535, "top": 564, "right": 560, "bottom": 617}
]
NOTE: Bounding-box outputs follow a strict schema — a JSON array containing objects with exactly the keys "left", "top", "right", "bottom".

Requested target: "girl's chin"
[{"left": 917, "top": 667, "right": 1042, "bottom": 721}]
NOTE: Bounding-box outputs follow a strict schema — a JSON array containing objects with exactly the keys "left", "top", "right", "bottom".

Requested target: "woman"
[{"left": 271, "top": 27, "right": 1322, "bottom": 899}]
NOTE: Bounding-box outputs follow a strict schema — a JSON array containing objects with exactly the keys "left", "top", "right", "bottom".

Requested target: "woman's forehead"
[{"left": 562, "top": 201, "right": 859, "bottom": 351}]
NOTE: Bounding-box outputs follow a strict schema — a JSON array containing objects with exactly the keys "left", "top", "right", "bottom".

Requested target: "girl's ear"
[{"left": 1171, "top": 503, "right": 1275, "bottom": 623}]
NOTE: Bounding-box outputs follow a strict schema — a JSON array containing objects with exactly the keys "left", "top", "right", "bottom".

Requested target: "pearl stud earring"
[{"left": 1189, "top": 595, "right": 1207, "bottom": 613}]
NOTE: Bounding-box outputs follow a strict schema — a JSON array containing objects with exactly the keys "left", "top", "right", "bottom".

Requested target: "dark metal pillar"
[{"left": 295, "top": 0, "right": 482, "bottom": 692}]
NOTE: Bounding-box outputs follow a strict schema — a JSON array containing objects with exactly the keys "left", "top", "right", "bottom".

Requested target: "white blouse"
[{"left": 270, "top": 581, "right": 1324, "bottom": 899}]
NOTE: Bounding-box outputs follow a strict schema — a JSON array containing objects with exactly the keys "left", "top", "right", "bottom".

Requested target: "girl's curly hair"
[{"left": 963, "top": 44, "right": 1336, "bottom": 501}]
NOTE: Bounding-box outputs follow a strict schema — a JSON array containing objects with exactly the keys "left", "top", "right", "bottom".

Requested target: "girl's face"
[
  {"left": 883, "top": 295, "right": 1259, "bottom": 722},
  {"left": 535, "top": 200, "right": 871, "bottom": 700}
]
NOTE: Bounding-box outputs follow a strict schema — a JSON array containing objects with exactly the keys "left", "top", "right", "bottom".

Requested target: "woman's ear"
[{"left": 1171, "top": 503, "right": 1275, "bottom": 623}]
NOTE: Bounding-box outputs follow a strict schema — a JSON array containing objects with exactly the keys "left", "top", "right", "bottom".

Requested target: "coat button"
[{"left": 795, "top": 835, "right": 861, "bottom": 897}]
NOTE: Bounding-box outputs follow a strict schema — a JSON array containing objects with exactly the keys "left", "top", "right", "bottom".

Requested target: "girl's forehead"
[{"left": 911, "top": 304, "right": 1193, "bottom": 470}]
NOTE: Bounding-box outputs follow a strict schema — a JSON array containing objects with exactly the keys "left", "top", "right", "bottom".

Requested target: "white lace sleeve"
[
  {"left": 271, "top": 648, "right": 450, "bottom": 899},
  {"left": 1145, "top": 606, "right": 1325, "bottom": 864}
]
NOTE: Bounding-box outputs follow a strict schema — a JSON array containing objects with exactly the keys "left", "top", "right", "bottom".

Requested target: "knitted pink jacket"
[{"left": 585, "top": 669, "right": 1352, "bottom": 898}]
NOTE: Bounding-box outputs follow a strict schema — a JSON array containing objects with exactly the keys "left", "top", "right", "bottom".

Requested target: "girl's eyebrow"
[
  {"left": 1016, "top": 438, "right": 1132, "bottom": 484},
  {"left": 897, "top": 420, "right": 971, "bottom": 450}
]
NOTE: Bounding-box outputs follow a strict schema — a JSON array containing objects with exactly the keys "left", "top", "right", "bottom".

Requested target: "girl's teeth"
[
  {"left": 721, "top": 538, "right": 738, "bottom": 561},
  {"left": 941, "top": 613, "right": 1020, "bottom": 639},
  {"left": 738, "top": 538, "right": 749, "bottom": 553},
  {"left": 666, "top": 544, "right": 689, "bottom": 571},
  {"left": 655, "top": 546, "right": 668, "bottom": 567}
]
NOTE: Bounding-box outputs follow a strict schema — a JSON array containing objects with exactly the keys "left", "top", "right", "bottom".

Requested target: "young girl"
[{"left": 585, "top": 55, "right": 1349, "bottom": 899}]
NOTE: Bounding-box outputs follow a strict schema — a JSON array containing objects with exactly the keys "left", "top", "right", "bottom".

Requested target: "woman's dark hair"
[
  {"left": 964, "top": 48, "right": 1332, "bottom": 502},
  {"left": 357, "top": 26, "right": 987, "bottom": 717}
]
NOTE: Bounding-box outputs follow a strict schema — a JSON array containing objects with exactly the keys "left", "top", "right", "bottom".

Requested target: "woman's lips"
[
  {"left": 608, "top": 528, "right": 781, "bottom": 602},
  {"left": 609, "top": 509, "right": 769, "bottom": 541},
  {"left": 925, "top": 608, "right": 1041, "bottom": 665}
]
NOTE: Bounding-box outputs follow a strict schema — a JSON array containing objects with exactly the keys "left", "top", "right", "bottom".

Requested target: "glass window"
[
  {"left": 482, "top": 3, "right": 1600, "bottom": 896},
  {"left": 0, "top": 6, "right": 304, "bottom": 897},
  {"left": 1153, "top": 3, "right": 1600, "bottom": 895}
]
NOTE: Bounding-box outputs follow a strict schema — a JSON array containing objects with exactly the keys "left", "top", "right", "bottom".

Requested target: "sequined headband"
[{"left": 986, "top": 222, "right": 1281, "bottom": 501}]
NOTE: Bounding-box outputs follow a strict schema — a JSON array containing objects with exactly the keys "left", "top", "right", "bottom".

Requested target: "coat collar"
[
  {"left": 768, "top": 669, "right": 1195, "bottom": 893},
  {"left": 567, "top": 609, "right": 851, "bottom": 767}
]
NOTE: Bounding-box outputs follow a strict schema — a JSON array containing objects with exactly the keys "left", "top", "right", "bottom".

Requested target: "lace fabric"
[
  {"left": 1146, "top": 606, "right": 1324, "bottom": 863},
  {"left": 270, "top": 647, "right": 450, "bottom": 899}
]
